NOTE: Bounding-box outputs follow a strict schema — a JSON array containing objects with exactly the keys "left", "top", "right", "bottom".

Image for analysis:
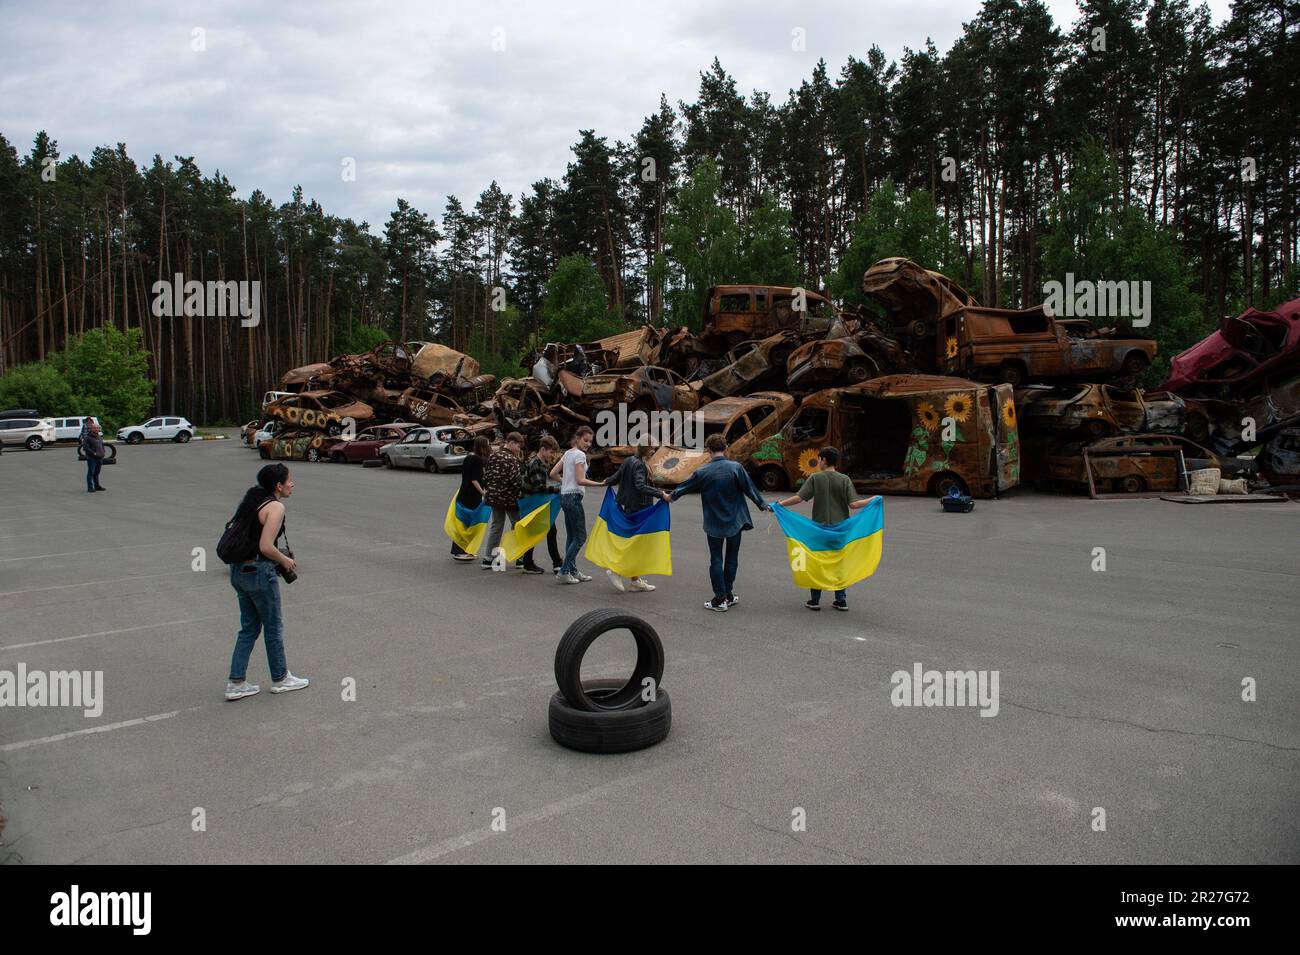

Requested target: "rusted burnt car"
[
  {"left": 785, "top": 325, "right": 911, "bottom": 391},
  {"left": 620, "top": 392, "right": 797, "bottom": 486},
  {"left": 325, "top": 423, "right": 417, "bottom": 463},
  {"left": 696, "top": 330, "right": 802, "bottom": 398},
  {"left": 1016, "top": 384, "right": 1186, "bottom": 439},
  {"left": 280, "top": 362, "right": 334, "bottom": 392},
  {"left": 1046, "top": 434, "right": 1253, "bottom": 496},
  {"left": 561, "top": 365, "right": 701, "bottom": 416},
  {"left": 1258, "top": 417, "right": 1300, "bottom": 487},
  {"left": 1178, "top": 367, "right": 1300, "bottom": 452},
  {"left": 411, "top": 342, "right": 481, "bottom": 381},
  {"left": 939, "top": 306, "right": 1157, "bottom": 385},
  {"left": 861, "top": 257, "right": 976, "bottom": 372},
  {"left": 258, "top": 429, "right": 335, "bottom": 462},
  {"left": 698, "top": 285, "right": 837, "bottom": 352},
  {"left": 753, "top": 375, "right": 1020, "bottom": 497},
  {"left": 264, "top": 390, "right": 375, "bottom": 435},
  {"left": 1160, "top": 297, "right": 1300, "bottom": 398},
  {"left": 396, "top": 385, "right": 465, "bottom": 427}
]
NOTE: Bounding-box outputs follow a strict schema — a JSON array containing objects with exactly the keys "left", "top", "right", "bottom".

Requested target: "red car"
[
  {"left": 326, "top": 424, "right": 416, "bottom": 463},
  {"left": 1160, "top": 298, "right": 1300, "bottom": 398}
]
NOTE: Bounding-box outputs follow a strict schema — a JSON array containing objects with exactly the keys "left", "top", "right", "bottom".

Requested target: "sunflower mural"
[
  {"left": 796, "top": 448, "right": 821, "bottom": 477},
  {"left": 945, "top": 336, "right": 959, "bottom": 360},
  {"left": 943, "top": 394, "right": 972, "bottom": 423},
  {"left": 1000, "top": 396, "right": 1020, "bottom": 483},
  {"left": 904, "top": 401, "right": 940, "bottom": 475}
]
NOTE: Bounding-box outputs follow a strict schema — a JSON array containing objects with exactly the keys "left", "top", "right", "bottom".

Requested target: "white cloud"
[{"left": 0, "top": 0, "right": 1236, "bottom": 230}]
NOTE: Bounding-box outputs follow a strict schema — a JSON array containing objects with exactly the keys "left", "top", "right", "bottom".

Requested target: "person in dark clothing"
[
  {"left": 517, "top": 434, "right": 562, "bottom": 573},
  {"left": 225, "top": 464, "right": 309, "bottom": 701},
  {"left": 483, "top": 432, "right": 538, "bottom": 573},
  {"left": 451, "top": 435, "right": 490, "bottom": 561},
  {"left": 669, "top": 433, "right": 768, "bottom": 612},
  {"left": 602, "top": 443, "right": 670, "bottom": 592},
  {"left": 81, "top": 420, "right": 106, "bottom": 492}
]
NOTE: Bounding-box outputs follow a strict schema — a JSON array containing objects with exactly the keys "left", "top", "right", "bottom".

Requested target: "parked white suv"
[
  {"left": 0, "top": 417, "right": 57, "bottom": 450},
  {"left": 117, "top": 416, "right": 195, "bottom": 444},
  {"left": 49, "top": 416, "right": 101, "bottom": 441}
]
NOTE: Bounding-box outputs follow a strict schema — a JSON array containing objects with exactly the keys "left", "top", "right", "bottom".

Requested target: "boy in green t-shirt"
[{"left": 775, "top": 446, "right": 873, "bottom": 611}]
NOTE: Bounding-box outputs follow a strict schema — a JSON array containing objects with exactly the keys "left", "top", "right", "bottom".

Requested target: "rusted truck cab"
[
  {"left": 699, "top": 285, "right": 837, "bottom": 353},
  {"left": 751, "top": 375, "right": 1020, "bottom": 498},
  {"left": 939, "top": 307, "right": 1156, "bottom": 385}
]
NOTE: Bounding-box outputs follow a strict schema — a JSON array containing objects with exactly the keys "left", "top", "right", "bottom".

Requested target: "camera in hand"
[{"left": 276, "top": 547, "right": 297, "bottom": 584}]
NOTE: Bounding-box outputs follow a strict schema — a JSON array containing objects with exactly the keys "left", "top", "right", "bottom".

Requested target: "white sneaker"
[
  {"left": 270, "top": 672, "right": 310, "bottom": 694},
  {"left": 629, "top": 577, "right": 656, "bottom": 592},
  {"left": 575, "top": 571, "right": 593, "bottom": 582},
  {"left": 606, "top": 569, "right": 626, "bottom": 592},
  {"left": 225, "top": 681, "right": 260, "bottom": 701},
  {"left": 558, "top": 573, "right": 581, "bottom": 584}
]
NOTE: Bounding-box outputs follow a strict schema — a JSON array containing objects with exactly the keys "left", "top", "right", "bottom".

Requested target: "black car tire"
[
  {"left": 126, "top": 432, "right": 144, "bottom": 445},
  {"left": 554, "top": 609, "right": 665, "bottom": 712},
  {"left": 174, "top": 430, "right": 192, "bottom": 443},
  {"left": 26, "top": 436, "right": 44, "bottom": 450},
  {"left": 548, "top": 679, "right": 671, "bottom": 754}
]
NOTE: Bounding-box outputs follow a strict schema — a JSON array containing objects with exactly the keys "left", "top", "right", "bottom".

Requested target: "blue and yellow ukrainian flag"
[
  {"left": 444, "top": 492, "right": 492, "bottom": 555},
  {"left": 584, "top": 488, "right": 672, "bottom": 577},
  {"left": 499, "top": 492, "right": 560, "bottom": 562},
  {"left": 770, "top": 497, "right": 883, "bottom": 590}
]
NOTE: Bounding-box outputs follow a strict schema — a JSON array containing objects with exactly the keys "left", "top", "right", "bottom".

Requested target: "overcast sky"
[{"left": 0, "top": 0, "right": 1235, "bottom": 231}]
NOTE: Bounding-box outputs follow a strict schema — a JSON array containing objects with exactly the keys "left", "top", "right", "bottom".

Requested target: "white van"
[
  {"left": 49, "top": 416, "right": 101, "bottom": 441},
  {"left": 263, "top": 391, "right": 295, "bottom": 410}
]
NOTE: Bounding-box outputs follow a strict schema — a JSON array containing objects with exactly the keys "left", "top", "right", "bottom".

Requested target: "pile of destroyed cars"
[{"left": 246, "top": 259, "right": 1300, "bottom": 501}]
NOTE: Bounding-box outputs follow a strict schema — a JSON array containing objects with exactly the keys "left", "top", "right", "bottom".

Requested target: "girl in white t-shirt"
[{"left": 549, "top": 426, "right": 603, "bottom": 582}]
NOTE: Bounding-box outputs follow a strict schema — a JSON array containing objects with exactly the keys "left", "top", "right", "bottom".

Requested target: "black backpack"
[{"left": 217, "top": 493, "right": 267, "bottom": 565}]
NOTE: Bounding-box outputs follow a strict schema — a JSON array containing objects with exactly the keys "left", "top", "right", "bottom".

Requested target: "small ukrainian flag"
[
  {"left": 770, "top": 497, "right": 883, "bottom": 591},
  {"left": 444, "top": 492, "right": 492, "bottom": 556},
  {"left": 585, "top": 488, "right": 672, "bottom": 577},
  {"left": 499, "top": 493, "right": 560, "bottom": 562}
]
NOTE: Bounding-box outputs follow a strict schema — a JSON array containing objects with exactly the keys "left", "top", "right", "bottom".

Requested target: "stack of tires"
[{"left": 548, "top": 609, "right": 671, "bottom": 754}]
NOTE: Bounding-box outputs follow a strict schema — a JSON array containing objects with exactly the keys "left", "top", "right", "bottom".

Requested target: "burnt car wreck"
[{"left": 255, "top": 261, "right": 1298, "bottom": 502}]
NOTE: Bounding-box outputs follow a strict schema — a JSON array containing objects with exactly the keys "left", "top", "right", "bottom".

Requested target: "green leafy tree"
[
  {"left": 1041, "top": 138, "right": 1206, "bottom": 380},
  {"left": 656, "top": 158, "right": 742, "bottom": 329},
  {"left": 0, "top": 326, "right": 154, "bottom": 433},
  {"left": 829, "top": 179, "right": 956, "bottom": 311},
  {"left": 540, "top": 255, "right": 620, "bottom": 343}
]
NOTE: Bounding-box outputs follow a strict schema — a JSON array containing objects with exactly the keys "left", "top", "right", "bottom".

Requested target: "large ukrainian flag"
[
  {"left": 499, "top": 492, "right": 560, "bottom": 562},
  {"left": 443, "top": 492, "right": 491, "bottom": 555},
  {"left": 585, "top": 488, "right": 672, "bottom": 577},
  {"left": 770, "top": 496, "right": 883, "bottom": 590}
]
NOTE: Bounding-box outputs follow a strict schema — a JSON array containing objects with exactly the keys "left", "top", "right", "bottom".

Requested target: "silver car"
[
  {"left": 0, "top": 417, "right": 57, "bottom": 450},
  {"left": 379, "top": 426, "right": 470, "bottom": 473}
]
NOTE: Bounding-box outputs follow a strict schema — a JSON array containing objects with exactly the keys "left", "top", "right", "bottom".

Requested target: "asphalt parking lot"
[{"left": 1, "top": 435, "right": 1297, "bottom": 864}]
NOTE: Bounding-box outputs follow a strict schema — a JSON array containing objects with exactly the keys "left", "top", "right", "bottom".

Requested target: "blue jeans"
[
  {"left": 229, "top": 561, "right": 287, "bottom": 682},
  {"left": 809, "top": 588, "right": 846, "bottom": 606},
  {"left": 706, "top": 532, "right": 742, "bottom": 602},
  {"left": 85, "top": 457, "right": 102, "bottom": 490},
  {"left": 560, "top": 493, "right": 586, "bottom": 575}
]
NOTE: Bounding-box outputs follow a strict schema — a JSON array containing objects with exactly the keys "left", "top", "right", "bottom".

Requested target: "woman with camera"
[{"left": 225, "top": 464, "right": 310, "bottom": 701}]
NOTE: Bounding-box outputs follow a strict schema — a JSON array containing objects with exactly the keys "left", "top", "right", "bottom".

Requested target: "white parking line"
[
  {"left": 0, "top": 615, "right": 228, "bottom": 651},
  {"left": 0, "top": 707, "right": 199, "bottom": 752},
  {"left": 0, "top": 540, "right": 199, "bottom": 563},
  {"left": 385, "top": 767, "right": 659, "bottom": 864},
  {"left": 0, "top": 570, "right": 193, "bottom": 597}
]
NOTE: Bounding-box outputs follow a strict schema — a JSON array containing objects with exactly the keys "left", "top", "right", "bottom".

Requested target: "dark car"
[{"left": 326, "top": 424, "right": 417, "bottom": 463}]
